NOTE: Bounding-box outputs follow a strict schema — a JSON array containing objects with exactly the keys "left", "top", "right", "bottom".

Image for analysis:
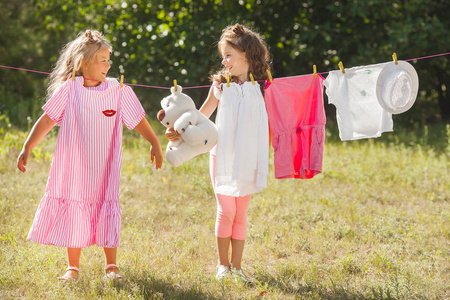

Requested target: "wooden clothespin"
[
  {"left": 267, "top": 70, "right": 273, "bottom": 83},
  {"left": 313, "top": 65, "right": 317, "bottom": 78},
  {"left": 338, "top": 61, "right": 345, "bottom": 74},
  {"left": 249, "top": 73, "right": 255, "bottom": 85},
  {"left": 120, "top": 75, "right": 124, "bottom": 88},
  {"left": 392, "top": 52, "right": 398, "bottom": 65},
  {"left": 72, "top": 69, "right": 76, "bottom": 81},
  {"left": 226, "top": 74, "right": 230, "bottom": 87},
  {"left": 173, "top": 79, "right": 177, "bottom": 92}
]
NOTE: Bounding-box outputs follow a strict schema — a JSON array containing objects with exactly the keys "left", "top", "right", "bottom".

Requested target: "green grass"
[{"left": 0, "top": 119, "right": 449, "bottom": 299}]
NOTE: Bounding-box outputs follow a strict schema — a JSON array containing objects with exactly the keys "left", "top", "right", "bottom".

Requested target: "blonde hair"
[
  {"left": 211, "top": 24, "right": 272, "bottom": 87},
  {"left": 46, "top": 29, "right": 112, "bottom": 100}
]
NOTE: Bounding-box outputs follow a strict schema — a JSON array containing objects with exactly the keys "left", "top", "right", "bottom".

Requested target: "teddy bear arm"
[
  {"left": 182, "top": 119, "right": 218, "bottom": 146},
  {"left": 173, "top": 110, "right": 198, "bottom": 133}
]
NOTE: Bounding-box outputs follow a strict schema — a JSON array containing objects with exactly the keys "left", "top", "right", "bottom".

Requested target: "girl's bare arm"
[{"left": 17, "top": 113, "right": 56, "bottom": 172}]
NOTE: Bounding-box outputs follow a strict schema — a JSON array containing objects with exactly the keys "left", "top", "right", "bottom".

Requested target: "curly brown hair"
[{"left": 211, "top": 24, "right": 272, "bottom": 89}]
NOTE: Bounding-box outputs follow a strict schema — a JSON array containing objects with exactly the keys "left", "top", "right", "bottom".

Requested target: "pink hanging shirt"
[
  {"left": 264, "top": 74, "right": 326, "bottom": 179},
  {"left": 27, "top": 77, "right": 145, "bottom": 248}
]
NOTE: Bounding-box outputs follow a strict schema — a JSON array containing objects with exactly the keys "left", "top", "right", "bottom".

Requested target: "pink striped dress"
[{"left": 27, "top": 76, "right": 145, "bottom": 248}]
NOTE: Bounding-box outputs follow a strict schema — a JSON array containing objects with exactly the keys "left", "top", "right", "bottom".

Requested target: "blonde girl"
[{"left": 17, "top": 30, "right": 163, "bottom": 282}]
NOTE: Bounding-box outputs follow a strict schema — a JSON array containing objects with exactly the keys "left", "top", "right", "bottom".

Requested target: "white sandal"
[
  {"left": 58, "top": 266, "right": 79, "bottom": 282},
  {"left": 103, "top": 264, "right": 124, "bottom": 280}
]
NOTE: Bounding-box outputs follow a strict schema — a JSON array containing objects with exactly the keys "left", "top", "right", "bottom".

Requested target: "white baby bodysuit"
[{"left": 324, "top": 63, "right": 393, "bottom": 141}]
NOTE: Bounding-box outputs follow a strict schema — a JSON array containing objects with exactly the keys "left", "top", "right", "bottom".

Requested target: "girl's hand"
[
  {"left": 165, "top": 128, "right": 181, "bottom": 142},
  {"left": 133, "top": 118, "right": 164, "bottom": 169},
  {"left": 17, "top": 148, "right": 31, "bottom": 173},
  {"left": 150, "top": 145, "right": 163, "bottom": 169}
]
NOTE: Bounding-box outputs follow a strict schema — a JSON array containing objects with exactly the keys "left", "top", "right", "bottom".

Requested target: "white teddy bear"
[{"left": 157, "top": 86, "right": 218, "bottom": 167}]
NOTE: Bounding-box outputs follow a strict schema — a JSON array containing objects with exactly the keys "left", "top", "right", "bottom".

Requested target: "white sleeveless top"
[{"left": 212, "top": 81, "right": 269, "bottom": 197}]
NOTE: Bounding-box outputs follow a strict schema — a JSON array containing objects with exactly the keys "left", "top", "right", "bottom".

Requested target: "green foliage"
[
  {"left": 1, "top": 0, "right": 450, "bottom": 126},
  {"left": 0, "top": 1, "right": 49, "bottom": 127}
]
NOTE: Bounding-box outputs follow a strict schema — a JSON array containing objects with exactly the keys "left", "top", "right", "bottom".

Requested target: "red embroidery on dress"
[{"left": 102, "top": 110, "right": 116, "bottom": 117}]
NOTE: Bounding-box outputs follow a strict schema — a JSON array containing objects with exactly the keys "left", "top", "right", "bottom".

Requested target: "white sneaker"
[
  {"left": 232, "top": 268, "right": 253, "bottom": 285},
  {"left": 215, "top": 265, "right": 231, "bottom": 280}
]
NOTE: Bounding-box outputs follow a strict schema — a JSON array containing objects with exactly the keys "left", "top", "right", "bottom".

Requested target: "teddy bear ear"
[{"left": 170, "top": 85, "right": 182, "bottom": 95}]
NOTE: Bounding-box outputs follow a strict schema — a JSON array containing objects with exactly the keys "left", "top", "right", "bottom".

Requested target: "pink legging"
[{"left": 210, "top": 155, "right": 251, "bottom": 240}]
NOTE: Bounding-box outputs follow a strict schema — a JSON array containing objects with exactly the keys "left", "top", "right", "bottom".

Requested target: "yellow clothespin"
[
  {"left": 267, "top": 70, "right": 273, "bottom": 83},
  {"left": 249, "top": 73, "right": 255, "bottom": 85},
  {"left": 173, "top": 79, "right": 177, "bottom": 92},
  {"left": 120, "top": 75, "right": 124, "bottom": 88},
  {"left": 338, "top": 61, "right": 345, "bottom": 74},
  {"left": 392, "top": 52, "right": 398, "bottom": 65},
  {"left": 313, "top": 65, "right": 317, "bottom": 78},
  {"left": 226, "top": 74, "right": 230, "bottom": 87},
  {"left": 72, "top": 69, "right": 76, "bottom": 81}
]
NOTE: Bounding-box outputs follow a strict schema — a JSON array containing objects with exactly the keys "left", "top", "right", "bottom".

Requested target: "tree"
[
  {"left": 2, "top": 0, "right": 449, "bottom": 127},
  {"left": 0, "top": 0, "right": 50, "bottom": 127}
]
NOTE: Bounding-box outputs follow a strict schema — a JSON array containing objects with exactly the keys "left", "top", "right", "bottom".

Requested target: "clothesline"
[{"left": 1, "top": 51, "right": 449, "bottom": 90}]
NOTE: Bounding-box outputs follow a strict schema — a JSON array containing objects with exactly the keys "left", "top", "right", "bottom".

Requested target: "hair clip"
[
  {"left": 174, "top": 79, "right": 177, "bottom": 92},
  {"left": 267, "top": 70, "right": 273, "bottom": 83},
  {"left": 72, "top": 69, "right": 76, "bottom": 81},
  {"left": 392, "top": 52, "right": 398, "bottom": 65},
  {"left": 120, "top": 75, "right": 124, "bottom": 88},
  {"left": 313, "top": 65, "right": 317, "bottom": 78},
  {"left": 226, "top": 74, "right": 230, "bottom": 87},
  {"left": 249, "top": 73, "right": 255, "bottom": 85},
  {"left": 338, "top": 61, "right": 345, "bottom": 74}
]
